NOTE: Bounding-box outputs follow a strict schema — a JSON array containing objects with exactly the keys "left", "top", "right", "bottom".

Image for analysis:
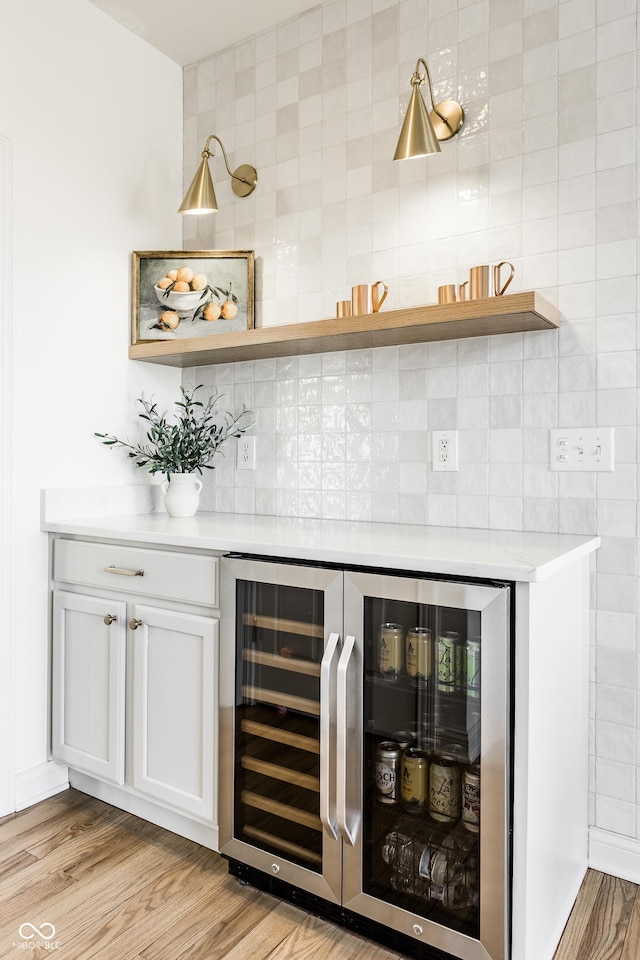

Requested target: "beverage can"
[
  {"left": 375, "top": 741, "right": 402, "bottom": 804},
  {"left": 466, "top": 639, "right": 481, "bottom": 699},
  {"left": 456, "top": 637, "right": 467, "bottom": 692},
  {"left": 378, "top": 623, "right": 403, "bottom": 681},
  {"left": 436, "top": 631, "right": 462, "bottom": 693},
  {"left": 401, "top": 748, "right": 429, "bottom": 813},
  {"left": 391, "top": 730, "right": 415, "bottom": 751},
  {"left": 429, "top": 754, "right": 462, "bottom": 822},
  {"left": 406, "top": 627, "right": 432, "bottom": 680},
  {"left": 462, "top": 765, "right": 480, "bottom": 832}
]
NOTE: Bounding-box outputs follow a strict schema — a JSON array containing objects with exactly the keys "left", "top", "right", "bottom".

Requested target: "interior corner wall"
[{"left": 0, "top": 0, "right": 183, "bottom": 809}]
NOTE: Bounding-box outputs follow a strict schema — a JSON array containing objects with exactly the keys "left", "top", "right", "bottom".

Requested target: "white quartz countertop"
[{"left": 42, "top": 511, "right": 600, "bottom": 582}]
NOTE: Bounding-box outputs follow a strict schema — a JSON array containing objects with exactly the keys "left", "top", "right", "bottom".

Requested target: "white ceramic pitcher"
[{"left": 161, "top": 473, "right": 203, "bottom": 518}]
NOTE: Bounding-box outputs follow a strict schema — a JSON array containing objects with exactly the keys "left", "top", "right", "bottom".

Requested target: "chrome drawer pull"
[
  {"left": 105, "top": 565, "right": 144, "bottom": 577},
  {"left": 129, "top": 618, "right": 143, "bottom": 630},
  {"left": 103, "top": 614, "right": 117, "bottom": 625}
]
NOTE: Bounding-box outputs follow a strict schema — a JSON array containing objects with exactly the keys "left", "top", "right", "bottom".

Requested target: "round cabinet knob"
[
  {"left": 271, "top": 863, "right": 280, "bottom": 875},
  {"left": 129, "top": 618, "right": 143, "bottom": 630},
  {"left": 103, "top": 614, "right": 117, "bottom": 625},
  {"left": 412, "top": 925, "right": 423, "bottom": 937}
]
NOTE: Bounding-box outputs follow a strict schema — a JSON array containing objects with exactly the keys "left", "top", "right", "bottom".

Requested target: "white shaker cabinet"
[
  {"left": 52, "top": 591, "right": 126, "bottom": 785},
  {"left": 51, "top": 537, "right": 220, "bottom": 847},
  {"left": 130, "top": 602, "right": 217, "bottom": 819}
]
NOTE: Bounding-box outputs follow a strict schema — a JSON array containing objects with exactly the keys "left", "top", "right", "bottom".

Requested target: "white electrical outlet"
[
  {"left": 236, "top": 435, "right": 256, "bottom": 470},
  {"left": 549, "top": 428, "right": 614, "bottom": 472},
  {"left": 432, "top": 430, "right": 458, "bottom": 472}
]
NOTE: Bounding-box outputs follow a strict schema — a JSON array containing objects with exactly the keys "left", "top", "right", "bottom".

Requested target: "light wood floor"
[{"left": 0, "top": 789, "right": 637, "bottom": 960}]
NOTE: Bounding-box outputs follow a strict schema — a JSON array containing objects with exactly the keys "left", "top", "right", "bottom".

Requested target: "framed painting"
[{"left": 132, "top": 250, "right": 254, "bottom": 344}]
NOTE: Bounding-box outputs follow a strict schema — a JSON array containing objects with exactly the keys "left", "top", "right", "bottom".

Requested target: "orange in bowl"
[{"left": 176, "top": 266, "right": 194, "bottom": 283}]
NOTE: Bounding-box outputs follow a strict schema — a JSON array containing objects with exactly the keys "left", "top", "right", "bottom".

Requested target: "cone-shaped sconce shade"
[
  {"left": 178, "top": 156, "right": 218, "bottom": 215},
  {"left": 394, "top": 58, "right": 464, "bottom": 161},
  {"left": 179, "top": 134, "right": 258, "bottom": 215},
  {"left": 393, "top": 82, "right": 441, "bottom": 160}
]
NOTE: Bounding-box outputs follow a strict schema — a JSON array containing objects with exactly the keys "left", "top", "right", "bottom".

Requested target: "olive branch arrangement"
[{"left": 95, "top": 384, "right": 252, "bottom": 481}]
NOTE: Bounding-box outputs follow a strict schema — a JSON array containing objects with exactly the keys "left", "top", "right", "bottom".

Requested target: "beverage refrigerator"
[{"left": 219, "top": 556, "right": 511, "bottom": 960}]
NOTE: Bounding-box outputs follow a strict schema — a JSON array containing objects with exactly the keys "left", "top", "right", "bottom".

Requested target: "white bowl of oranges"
[{"left": 154, "top": 266, "right": 210, "bottom": 318}]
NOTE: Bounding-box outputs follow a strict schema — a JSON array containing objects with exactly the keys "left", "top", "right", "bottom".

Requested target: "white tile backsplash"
[{"left": 183, "top": 0, "right": 639, "bottom": 843}]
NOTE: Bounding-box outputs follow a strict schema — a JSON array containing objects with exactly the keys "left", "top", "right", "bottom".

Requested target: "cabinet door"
[
  {"left": 52, "top": 590, "right": 126, "bottom": 785},
  {"left": 131, "top": 604, "right": 217, "bottom": 822}
]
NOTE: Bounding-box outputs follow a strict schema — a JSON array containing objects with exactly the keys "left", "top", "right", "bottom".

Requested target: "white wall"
[
  {"left": 0, "top": 0, "right": 183, "bottom": 806},
  {"left": 182, "top": 0, "right": 640, "bottom": 874}
]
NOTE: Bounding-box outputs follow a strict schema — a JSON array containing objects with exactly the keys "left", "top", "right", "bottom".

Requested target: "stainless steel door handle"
[
  {"left": 336, "top": 633, "right": 358, "bottom": 846},
  {"left": 320, "top": 631, "right": 340, "bottom": 840}
]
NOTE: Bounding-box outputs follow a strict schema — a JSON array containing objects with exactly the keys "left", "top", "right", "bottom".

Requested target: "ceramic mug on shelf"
[
  {"left": 336, "top": 300, "right": 352, "bottom": 318},
  {"left": 469, "top": 261, "right": 514, "bottom": 299},
  {"left": 352, "top": 281, "right": 388, "bottom": 316}
]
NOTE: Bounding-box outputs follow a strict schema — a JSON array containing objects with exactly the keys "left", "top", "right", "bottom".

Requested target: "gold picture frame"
[{"left": 132, "top": 250, "right": 255, "bottom": 344}]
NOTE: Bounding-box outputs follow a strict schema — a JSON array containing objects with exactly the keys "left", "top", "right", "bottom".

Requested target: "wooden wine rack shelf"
[
  {"left": 242, "top": 825, "right": 322, "bottom": 866},
  {"left": 242, "top": 685, "right": 320, "bottom": 717},
  {"left": 241, "top": 755, "right": 320, "bottom": 792},
  {"left": 129, "top": 291, "right": 560, "bottom": 368},
  {"left": 243, "top": 649, "right": 321, "bottom": 677},
  {"left": 240, "top": 790, "right": 322, "bottom": 832},
  {"left": 241, "top": 719, "right": 320, "bottom": 754},
  {"left": 243, "top": 613, "right": 324, "bottom": 639}
]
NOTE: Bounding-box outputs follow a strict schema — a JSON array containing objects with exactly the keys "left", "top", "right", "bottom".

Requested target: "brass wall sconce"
[
  {"left": 393, "top": 57, "right": 464, "bottom": 160},
  {"left": 178, "top": 134, "right": 258, "bottom": 215}
]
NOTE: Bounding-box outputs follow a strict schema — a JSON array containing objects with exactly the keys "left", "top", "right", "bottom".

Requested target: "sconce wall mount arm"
[{"left": 201, "top": 135, "right": 257, "bottom": 198}]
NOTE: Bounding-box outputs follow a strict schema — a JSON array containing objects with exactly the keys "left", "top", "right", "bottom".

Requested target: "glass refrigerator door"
[
  {"left": 342, "top": 571, "right": 510, "bottom": 960},
  {"left": 234, "top": 576, "right": 325, "bottom": 870},
  {"left": 219, "top": 558, "right": 343, "bottom": 904}
]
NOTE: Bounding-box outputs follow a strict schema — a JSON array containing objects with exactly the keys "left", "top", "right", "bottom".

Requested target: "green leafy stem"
[{"left": 95, "top": 384, "right": 252, "bottom": 481}]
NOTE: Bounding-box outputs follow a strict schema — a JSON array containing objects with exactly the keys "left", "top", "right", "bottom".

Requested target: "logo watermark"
[{"left": 13, "top": 923, "right": 61, "bottom": 951}]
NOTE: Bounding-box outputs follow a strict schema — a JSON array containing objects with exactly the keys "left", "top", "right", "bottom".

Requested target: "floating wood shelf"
[{"left": 129, "top": 291, "right": 560, "bottom": 368}]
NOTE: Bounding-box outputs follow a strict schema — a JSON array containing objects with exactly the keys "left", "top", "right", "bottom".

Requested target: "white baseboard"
[
  {"left": 589, "top": 827, "right": 640, "bottom": 884},
  {"left": 69, "top": 770, "right": 218, "bottom": 851},
  {"left": 14, "top": 760, "right": 69, "bottom": 811}
]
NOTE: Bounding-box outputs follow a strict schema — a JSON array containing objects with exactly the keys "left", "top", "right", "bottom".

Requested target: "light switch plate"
[{"left": 549, "top": 427, "right": 614, "bottom": 472}]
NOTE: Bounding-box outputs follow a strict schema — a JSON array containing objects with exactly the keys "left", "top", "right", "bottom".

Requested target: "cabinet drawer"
[{"left": 53, "top": 539, "right": 218, "bottom": 607}]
